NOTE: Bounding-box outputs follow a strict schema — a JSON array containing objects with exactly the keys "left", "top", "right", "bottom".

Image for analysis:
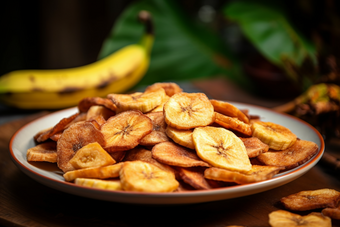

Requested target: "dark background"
[{"left": 0, "top": 0, "right": 136, "bottom": 76}]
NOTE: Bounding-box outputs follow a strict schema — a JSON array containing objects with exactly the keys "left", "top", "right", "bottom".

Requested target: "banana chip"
[
  {"left": 57, "top": 121, "right": 105, "bottom": 173},
  {"left": 27, "top": 141, "right": 57, "bottom": 163},
  {"left": 193, "top": 126, "right": 252, "bottom": 172},
  {"left": 108, "top": 88, "right": 167, "bottom": 113},
  {"left": 164, "top": 92, "right": 214, "bottom": 130},
  {"left": 281, "top": 188, "right": 340, "bottom": 211},
  {"left": 75, "top": 178, "right": 122, "bottom": 190},
  {"left": 69, "top": 142, "right": 116, "bottom": 169},
  {"left": 63, "top": 162, "right": 123, "bottom": 181},
  {"left": 101, "top": 110, "right": 153, "bottom": 152},
  {"left": 165, "top": 126, "right": 195, "bottom": 149},
  {"left": 120, "top": 161, "right": 179, "bottom": 192},
  {"left": 214, "top": 112, "right": 252, "bottom": 137},
  {"left": 240, "top": 137, "right": 269, "bottom": 158},
  {"left": 145, "top": 82, "right": 183, "bottom": 97},
  {"left": 210, "top": 99, "right": 249, "bottom": 124},
  {"left": 139, "top": 111, "right": 170, "bottom": 146},
  {"left": 256, "top": 139, "right": 319, "bottom": 170},
  {"left": 152, "top": 141, "right": 210, "bottom": 168},
  {"left": 268, "top": 210, "right": 331, "bottom": 227},
  {"left": 204, "top": 165, "right": 283, "bottom": 184},
  {"left": 252, "top": 121, "right": 297, "bottom": 150},
  {"left": 176, "top": 167, "right": 212, "bottom": 190},
  {"left": 78, "top": 96, "right": 117, "bottom": 113}
]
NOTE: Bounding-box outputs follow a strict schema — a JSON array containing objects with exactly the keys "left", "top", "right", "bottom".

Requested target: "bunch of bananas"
[{"left": 0, "top": 11, "right": 153, "bottom": 109}]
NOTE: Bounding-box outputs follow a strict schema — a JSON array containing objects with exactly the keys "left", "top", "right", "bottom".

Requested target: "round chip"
[
  {"left": 120, "top": 161, "right": 179, "bottom": 192},
  {"left": 101, "top": 110, "right": 153, "bottom": 152},
  {"left": 163, "top": 92, "right": 214, "bottom": 130},
  {"left": 193, "top": 126, "right": 252, "bottom": 172},
  {"left": 57, "top": 121, "right": 105, "bottom": 173}
]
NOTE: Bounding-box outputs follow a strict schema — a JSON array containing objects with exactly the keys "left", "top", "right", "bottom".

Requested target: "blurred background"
[{"left": 1, "top": 0, "right": 340, "bottom": 138}]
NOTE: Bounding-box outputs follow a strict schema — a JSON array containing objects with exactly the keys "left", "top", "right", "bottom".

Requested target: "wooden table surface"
[{"left": 1, "top": 78, "right": 340, "bottom": 227}]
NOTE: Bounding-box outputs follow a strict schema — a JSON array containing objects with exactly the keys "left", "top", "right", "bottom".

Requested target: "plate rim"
[{"left": 9, "top": 102, "right": 325, "bottom": 204}]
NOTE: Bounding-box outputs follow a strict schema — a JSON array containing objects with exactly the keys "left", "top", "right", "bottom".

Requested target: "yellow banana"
[{"left": 0, "top": 11, "right": 153, "bottom": 109}]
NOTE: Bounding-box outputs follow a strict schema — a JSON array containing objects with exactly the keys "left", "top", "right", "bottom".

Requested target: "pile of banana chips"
[{"left": 27, "top": 82, "right": 319, "bottom": 193}]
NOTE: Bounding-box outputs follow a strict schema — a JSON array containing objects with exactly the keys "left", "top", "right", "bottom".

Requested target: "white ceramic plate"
[{"left": 9, "top": 103, "right": 324, "bottom": 205}]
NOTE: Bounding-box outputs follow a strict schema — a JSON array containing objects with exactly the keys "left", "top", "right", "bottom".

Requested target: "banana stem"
[{"left": 138, "top": 11, "right": 154, "bottom": 55}]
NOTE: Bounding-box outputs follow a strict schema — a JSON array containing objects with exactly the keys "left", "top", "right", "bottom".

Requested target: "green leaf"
[
  {"left": 99, "top": 0, "right": 250, "bottom": 89},
  {"left": 224, "top": 0, "right": 317, "bottom": 72}
]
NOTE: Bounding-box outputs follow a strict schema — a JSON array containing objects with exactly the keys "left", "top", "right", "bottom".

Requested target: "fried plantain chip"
[
  {"left": 124, "top": 146, "right": 176, "bottom": 175},
  {"left": 256, "top": 139, "right": 319, "bottom": 170},
  {"left": 163, "top": 92, "right": 215, "bottom": 130},
  {"left": 210, "top": 99, "right": 249, "bottom": 124},
  {"left": 63, "top": 162, "right": 123, "bottom": 181},
  {"left": 268, "top": 210, "right": 331, "bottom": 227},
  {"left": 145, "top": 82, "right": 183, "bottom": 97},
  {"left": 240, "top": 137, "right": 269, "bottom": 158},
  {"left": 152, "top": 141, "right": 210, "bottom": 168},
  {"left": 322, "top": 206, "right": 340, "bottom": 220},
  {"left": 139, "top": 111, "right": 170, "bottom": 146},
  {"left": 69, "top": 142, "right": 116, "bottom": 169},
  {"left": 214, "top": 112, "right": 252, "bottom": 137},
  {"left": 204, "top": 165, "right": 283, "bottom": 184},
  {"left": 165, "top": 126, "right": 195, "bottom": 149},
  {"left": 281, "top": 188, "right": 340, "bottom": 211},
  {"left": 36, "top": 112, "right": 80, "bottom": 143},
  {"left": 86, "top": 105, "right": 115, "bottom": 121},
  {"left": 108, "top": 88, "right": 167, "bottom": 113},
  {"left": 78, "top": 96, "right": 117, "bottom": 113},
  {"left": 119, "top": 160, "right": 179, "bottom": 192},
  {"left": 176, "top": 167, "right": 212, "bottom": 190},
  {"left": 57, "top": 121, "right": 105, "bottom": 172},
  {"left": 101, "top": 110, "right": 153, "bottom": 152},
  {"left": 27, "top": 141, "right": 57, "bottom": 163},
  {"left": 193, "top": 126, "right": 252, "bottom": 172}
]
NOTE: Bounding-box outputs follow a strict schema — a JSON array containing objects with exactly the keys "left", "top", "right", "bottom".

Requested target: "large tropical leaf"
[
  {"left": 99, "top": 0, "right": 251, "bottom": 89},
  {"left": 224, "top": 0, "right": 317, "bottom": 87}
]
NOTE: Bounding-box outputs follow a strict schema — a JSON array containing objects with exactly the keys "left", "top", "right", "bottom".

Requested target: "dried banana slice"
[
  {"left": 68, "top": 142, "right": 116, "bottom": 169},
  {"left": 151, "top": 141, "right": 210, "bottom": 168},
  {"left": 214, "top": 112, "right": 252, "bottom": 137},
  {"left": 251, "top": 121, "right": 297, "bottom": 150},
  {"left": 176, "top": 167, "right": 212, "bottom": 190},
  {"left": 27, "top": 141, "right": 57, "bottom": 163},
  {"left": 256, "top": 139, "right": 319, "bottom": 170},
  {"left": 164, "top": 92, "right": 214, "bottom": 130},
  {"left": 204, "top": 165, "right": 283, "bottom": 184},
  {"left": 210, "top": 99, "right": 249, "bottom": 123},
  {"left": 36, "top": 112, "right": 80, "bottom": 143},
  {"left": 149, "top": 95, "right": 170, "bottom": 113},
  {"left": 268, "top": 210, "right": 331, "bottom": 227},
  {"left": 78, "top": 96, "right": 117, "bottom": 113},
  {"left": 63, "top": 162, "right": 123, "bottom": 181},
  {"left": 124, "top": 146, "right": 176, "bottom": 175},
  {"left": 193, "top": 126, "right": 252, "bottom": 172},
  {"left": 280, "top": 189, "right": 340, "bottom": 211},
  {"left": 108, "top": 88, "right": 167, "bottom": 113},
  {"left": 119, "top": 161, "right": 179, "bottom": 192},
  {"left": 57, "top": 121, "right": 105, "bottom": 173},
  {"left": 165, "top": 126, "right": 195, "bottom": 149},
  {"left": 240, "top": 137, "right": 269, "bottom": 158},
  {"left": 86, "top": 105, "right": 115, "bottom": 121},
  {"left": 145, "top": 82, "right": 183, "bottom": 97},
  {"left": 101, "top": 110, "right": 153, "bottom": 152},
  {"left": 322, "top": 207, "right": 340, "bottom": 220},
  {"left": 75, "top": 178, "right": 122, "bottom": 190},
  {"left": 139, "top": 111, "right": 170, "bottom": 146}
]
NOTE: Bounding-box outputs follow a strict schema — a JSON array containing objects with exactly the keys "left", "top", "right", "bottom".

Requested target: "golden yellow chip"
[
  {"left": 193, "top": 126, "right": 252, "bottom": 172},
  {"left": 204, "top": 165, "right": 283, "bottom": 184}
]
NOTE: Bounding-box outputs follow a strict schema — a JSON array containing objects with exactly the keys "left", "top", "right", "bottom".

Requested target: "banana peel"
[{"left": 0, "top": 11, "right": 154, "bottom": 109}]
